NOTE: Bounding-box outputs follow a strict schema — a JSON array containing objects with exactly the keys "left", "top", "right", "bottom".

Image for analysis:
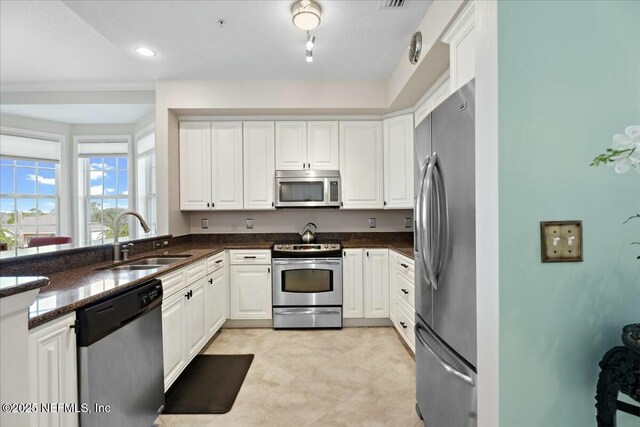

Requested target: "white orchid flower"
[{"left": 611, "top": 125, "right": 640, "bottom": 174}]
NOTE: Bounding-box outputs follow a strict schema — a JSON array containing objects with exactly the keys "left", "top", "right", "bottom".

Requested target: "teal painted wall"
[{"left": 497, "top": 1, "right": 640, "bottom": 426}]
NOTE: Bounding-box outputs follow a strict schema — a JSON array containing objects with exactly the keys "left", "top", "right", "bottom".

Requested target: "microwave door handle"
[{"left": 324, "top": 178, "right": 330, "bottom": 205}]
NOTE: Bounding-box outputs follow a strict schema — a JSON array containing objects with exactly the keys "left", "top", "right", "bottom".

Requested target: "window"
[
  {"left": 0, "top": 158, "right": 59, "bottom": 251},
  {"left": 84, "top": 156, "right": 130, "bottom": 245},
  {"left": 0, "top": 132, "right": 62, "bottom": 256},
  {"left": 136, "top": 131, "right": 157, "bottom": 236},
  {"left": 76, "top": 137, "right": 131, "bottom": 246}
]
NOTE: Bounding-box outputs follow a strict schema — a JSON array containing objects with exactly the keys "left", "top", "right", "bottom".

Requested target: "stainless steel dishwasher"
[{"left": 76, "top": 279, "right": 164, "bottom": 427}]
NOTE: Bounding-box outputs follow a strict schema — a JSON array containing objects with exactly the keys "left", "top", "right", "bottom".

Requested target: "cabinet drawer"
[
  {"left": 392, "top": 298, "right": 415, "bottom": 351},
  {"left": 206, "top": 251, "right": 226, "bottom": 273},
  {"left": 229, "top": 250, "right": 271, "bottom": 265},
  {"left": 186, "top": 260, "right": 207, "bottom": 283},
  {"left": 159, "top": 269, "right": 186, "bottom": 298},
  {"left": 396, "top": 253, "right": 414, "bottom": 279},
  {"left": 395, "top": 271, "right": 415, "bottom": 310}
]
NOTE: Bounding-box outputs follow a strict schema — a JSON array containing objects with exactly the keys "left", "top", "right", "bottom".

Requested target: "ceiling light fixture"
[
  {"left": 135, "top": 47, "right": 156, "bottom": 57},
  {"left": 306, "top": 34, "right": 316, "bottom": 50},
  {"left": 306, "top": 49, "right": 313, "bottom": 63},
  {"left": 291, "top": 0, "right": 322, "bottom": 31}
]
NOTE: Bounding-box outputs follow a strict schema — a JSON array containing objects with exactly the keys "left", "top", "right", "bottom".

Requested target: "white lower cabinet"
[
  {"left": 230, "top": 264, "right": 272, "bottom": 319},
  {"left": 363, "top": 249, "right": 389, "bottom": 318},
  {"left": 389, "top": 252, "right": 416, "bottom": 353},
  {"left": 342, "top": 248, "right": 389, "bottom": 319},
  {"left": 229, "top": 250, "right": 272, "bottom": 320},
  {"left": 161, "top": 291, "right": 187, "bottom": 390},
  {"left": 160, "top": 256, "right": 229, "bottom": 391},
  {"left": 28, "top": 313, "right": 78, "bottom": 427},
  {"left": 205, "top": 267, "right": 227, "bottom": 337},
  {"left": 342, "top": 249, "right": 364, "bottom": 318},
  {"left": 186, "top": 278, "right": 207, "bottom": 360}
]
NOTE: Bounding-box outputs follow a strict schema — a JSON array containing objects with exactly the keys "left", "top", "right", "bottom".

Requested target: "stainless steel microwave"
[{"left": 274, "top": 170, "right": 341, "bottom": 208}]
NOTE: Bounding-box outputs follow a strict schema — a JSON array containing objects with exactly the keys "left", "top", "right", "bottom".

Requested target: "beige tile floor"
[{"left": 158, "top": 327, "right": 422, "bottom": 427}]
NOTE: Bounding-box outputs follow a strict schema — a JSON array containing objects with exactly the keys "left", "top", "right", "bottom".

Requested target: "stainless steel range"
[{"left": 272, "top": 243, "right": 342, "bottom": 329}]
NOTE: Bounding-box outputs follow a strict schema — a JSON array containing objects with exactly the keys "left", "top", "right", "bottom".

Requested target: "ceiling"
[
  {"left": 0, "top": 104, "right": 155, "bottom": 124},
  {"left": 0, "top": 0, "right": 432, "bottom": 91}
]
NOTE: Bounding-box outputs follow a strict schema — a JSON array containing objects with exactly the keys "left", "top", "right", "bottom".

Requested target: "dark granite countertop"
[
  {"left": 27, "top": 238, "right": 412, "bottom": 329},
  {"left": 28, "top": 242, "right": 271, "bottom": 328},
  {"left": 0, "top": 276, "right": 50, "bottom": 298}
]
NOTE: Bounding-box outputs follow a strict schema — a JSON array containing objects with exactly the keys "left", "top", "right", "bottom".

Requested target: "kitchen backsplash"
[{"left": 190, "top": 209, "right": 413, "bottom": 234}]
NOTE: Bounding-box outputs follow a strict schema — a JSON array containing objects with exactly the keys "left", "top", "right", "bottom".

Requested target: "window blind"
[
  {"left": 77, "top": 140, "right": 128, "bottom": 156},
  {"left": 0, "top": 133, "right": 61, "bottom": 162},
  {"left": 136, "top": 133, "right": 155, "bottom": 156}
]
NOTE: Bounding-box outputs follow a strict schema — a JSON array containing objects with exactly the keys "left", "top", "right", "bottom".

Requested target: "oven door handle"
[
  {"left": 272, "top": 260, "right": 342, "bottom": 265},
  {"left": 276, "top": 308, "right": 342, "bottom": 315}
]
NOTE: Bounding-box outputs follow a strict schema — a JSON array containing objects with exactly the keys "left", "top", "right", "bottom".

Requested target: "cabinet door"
[
  {"left": 363, "top": 249, "right": 389, "bottom": 318},
  {"left": 28, "top": 313, "right": 78, "bottom": 427},
  {"left": 275, "top": 121, "right": 307, "bottom": 170},
  {"left": 441, "top": 1, "right": 476, "bottom": 91},
  {"left": 243, "top": 122, "right": 275, "bottom": 209},
  {"left": 339, "top": 121, "right": 384, "bottom": 209},
  {"left": 179, "top": 121, "right": 211, "bottom": 210},
  {"left": 342, "top": 249, "right": 364, "bottom": 318},
  {"left": 162, "top": 291, "right": 187, "bottom": 390},
  {"left": 388, "top": 250, "right": 399, "bottom": 322},
  {"left": 205, "top": 268, "right": 227, "bottom": 339},
  {"left": 211, "top": 122, "right": 244, "bottom": 210},
  {"left": 186, "top": 278, "right": 207, "bottom": 360},
  {"left": 230, "top": 265, "right": 272, "bottom": 319},
  {"left": 383, "top": 114, "right": 414, "bottom": 209},
  {"left": 307, "top": 121, "right": 339, "bottom": 170}
]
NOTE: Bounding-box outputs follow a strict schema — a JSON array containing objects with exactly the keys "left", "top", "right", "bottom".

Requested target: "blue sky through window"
[{"left": 0, "top": 159, "right": 58, "bottom": 214}]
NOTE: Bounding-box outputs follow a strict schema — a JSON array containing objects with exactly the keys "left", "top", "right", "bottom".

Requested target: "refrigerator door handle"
[
  {"left": 415, "top": 323, "right": 475, "bottom": 387},
  {"left": 418, "top": 155, "right": 438, "bottom": 289},
  {"left": 433, "top": 157, "right": 450, "bottom": 278}
]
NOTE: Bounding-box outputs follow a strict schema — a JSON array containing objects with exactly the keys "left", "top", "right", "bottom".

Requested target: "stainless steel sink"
[
  {"left": 103, "top": 255, "right": 191, "bottom": 271},
  {"left": 130, "top": 257, "right": 190, "bottom": 266},
  {"left": 109, "top": 265, "right": 163, "bottom": 271}
]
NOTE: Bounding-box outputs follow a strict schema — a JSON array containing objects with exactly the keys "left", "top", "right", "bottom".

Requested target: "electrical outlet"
[
  {"left": 246, "top": 218, "right": 254, "bottom": 229},
  {"left": 201, "top": 218, "right": 209, "bottom": 229},
  {"left": 404, "top": 217, "right": 412, "bottom": 229},
  {"left": 540, "top": 221, "right": 582, "bottom": 262},
  {"left": 369, "top": 218, "right": 376, "bottom": 228}
]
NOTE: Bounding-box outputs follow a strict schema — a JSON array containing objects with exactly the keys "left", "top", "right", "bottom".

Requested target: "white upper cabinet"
[
  {"left": 442, "top": 1, "right": 477, "bottom": 92},
  {"left": 179, "top": 121, "right": 243, "bottom": 210},
  {"left": 339, "top": 121, "right": 384, "bottom": 209},
  {"left": 243, "top": 122, "right": 275, "bottom": 209},
  {"left": 180, "top": 121, "right": 212, "bottom": 210},
  {"left": 275, "top": 121, "right": 307, "bottom": 170},
  {"left": 414, "top": 71, "right": 451, "bottom": 127},
  {"left": 307, "top": 121, "right": 339, "bottom": 170},
  {"left": 275, "top": 121, "right": 339, "bottom": 170},
  {"left": 383, "top": 114, "right": 414, "bottom": 209},
  {"left": 211, "top": 122, "right": 244, "bottom": 210}
]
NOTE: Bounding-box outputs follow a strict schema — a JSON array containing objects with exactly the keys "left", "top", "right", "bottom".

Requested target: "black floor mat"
[{"left": 163, "top": 354, "right": 254, "bottom": 414}]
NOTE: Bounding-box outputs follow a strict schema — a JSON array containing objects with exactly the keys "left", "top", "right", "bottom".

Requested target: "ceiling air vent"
[{"left": 380, "top": 0, "right": 406, "bottom": 9}]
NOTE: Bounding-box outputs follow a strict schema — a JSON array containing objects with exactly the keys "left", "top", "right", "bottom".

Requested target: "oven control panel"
[{"left": 273, "top": 243, "right": 341, "bottom": 253}]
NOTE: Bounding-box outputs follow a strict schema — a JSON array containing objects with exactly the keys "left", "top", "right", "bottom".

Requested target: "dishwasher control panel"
[{"left": 140, "top": 283, "right": 162, "bottom": 308}]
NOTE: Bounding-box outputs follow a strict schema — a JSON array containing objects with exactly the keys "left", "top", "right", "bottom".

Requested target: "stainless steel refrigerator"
[{"left": 414, "top": 79, "right": 477, "bottom": 427}]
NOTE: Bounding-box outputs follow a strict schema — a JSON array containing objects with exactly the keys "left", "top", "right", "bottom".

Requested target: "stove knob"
[{"left": 323, "top": 244, "right": 328, "bottom": 248}]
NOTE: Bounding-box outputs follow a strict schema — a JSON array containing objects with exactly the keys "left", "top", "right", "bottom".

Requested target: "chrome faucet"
[{"left": 112, "top": 211, "right": 151, "bottom": 261}]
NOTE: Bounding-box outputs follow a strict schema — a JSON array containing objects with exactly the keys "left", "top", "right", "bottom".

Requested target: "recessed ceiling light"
[
  {"left": 291, "top": 0, "right": 322, "bottom": 31},
  {"left": 135, "top": 47, "right": 156, "bottom": 57}
]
